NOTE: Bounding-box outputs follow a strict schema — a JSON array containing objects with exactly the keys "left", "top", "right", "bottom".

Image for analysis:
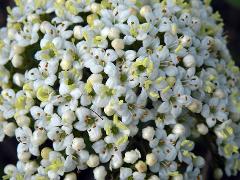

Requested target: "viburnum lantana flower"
[{"left": 0, "top": 0, "right": 240, "bottom": 179}]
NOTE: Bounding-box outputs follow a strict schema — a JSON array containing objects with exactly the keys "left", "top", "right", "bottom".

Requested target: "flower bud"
[
  {"left": 111, "top": 153, "right": 123, "bottom": 169},
  {"left": 214, "top": 89, "right": 225, "bottom": 99},
  {"left": 60, "top": 59, "right": 72, "bottom": 71},
  {"left": 172, "top": 123, "right": 185, "bottom": 136},
  {"left": 183, "top": 54, "right": 196, "bottom": 68},
  {"left": 108, "top": 27, "right": 120, "bottom": 40},
  {"left": 135, "top": 161, "right": 147, "bottom": 173},
  {"left": 41, "top": 147, "right": 52, "bottom": 159},
  {"left": 73, "top": 26, "right": 83, "bottom": 39},
  {"left": 13, "top": 44, "right": 25, "bottom": 54},
  {"left": 91, "top": 3, "right": 101, "bottom": 14},
  {"left": 64, "top": 173, "right": 77, "bottom": 180},
  {"left": 93, "top": 166, "right": 107, "bottom": 180},
  {"left": 87, "top": 154, "right": 100, "bottom": 168},
  {"left": 4, "top": 122, "right": 17, "bottom": 137},
  {"left": 72, "top": 137, "right": 86, "bottom": 151},
  {"left": 146, "top": 153, "right": 157, "bottom": 166},
  {"left": 104, "top": 104, "right": 114, "bottom": 116},
  {"left": 124, "top": 149, "right": 141, "bottom": 164},
  {"left": 62, "top": 110, "right": 76, "bottom": 124},
  {"left": 214, "top": 168, "right": 223, "bottom": 180},
  {"left": 197, "top": 123, "right": 208, "bottom": 135},
  {"left": 18, "top": 151, "right": 31, "bottom": 162},
  {"left": 148, "top": 175, "right": 160, "bottom": 180},
  {"left": 111, "top": 39, "right": 124, "bottom": 50},
  {"left": 31, "top": 129, "right": 47, "bottom": 145},
  {"left": 88, "top": 127, "right": 102, "bottom": 142},
  {"left": 172, "top": 174, "right": 183, "bottom": 180},
  {"left": 13, "top": 73, "right": 25, "bottom": 87},
  {"left": 142, "top": 126, "right": 155, "bottom": 141},
  {"left": 4, "top": 164, "right": 16, "bottom": 175},
  {"left": 12, "top": 55, "right": 23, "bottom": 68},
  {"left": 140, "top": 5, "right": 152, "bottom": 17},
  {"left": 16, "top": 115, "right": 30, "bottom": 127},
  {"left": 24, "top": 161, "right": 38, "bottom": 175},
  {"left": 40, "top": 21, "right": 51, "bottom": 34},
  {"left": 187, "top": 99, "right": 202, "bottom": 113}
]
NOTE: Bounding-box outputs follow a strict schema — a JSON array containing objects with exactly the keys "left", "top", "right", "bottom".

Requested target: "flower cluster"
[{"left": 0, "top": 0, "right": 240, "bottom": 179}]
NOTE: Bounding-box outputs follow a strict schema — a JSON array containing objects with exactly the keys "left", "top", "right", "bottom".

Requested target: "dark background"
[{"left": 0, "top": 0, "right": 240, "bottom": 179}]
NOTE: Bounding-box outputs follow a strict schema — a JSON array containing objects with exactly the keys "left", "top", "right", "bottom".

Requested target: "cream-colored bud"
[
  {"left": 60, "top": 59, "right": 72, "bottom": 70},
  {"left": 62, "top": 110, "right": 76, "bottom": 124},
  {"left": 31, "top": 129, "right": 47, "bottom": 146},
  {"left": 64, "top": 173, "right": 77, "bottom": 180},
  {"left": 91, "top": 3, "right": 101, "bottom": 14},
  {"left": 172, "top": 123, "right": 185, "bottom": 136},
  {"left": 104, "top": 104, "right": 115, "bottom": 116},
  {"left": 197, "top": 123, "right": 209, "bottom": 135},
  {"left": 13, "top": 44, "right": 25, "bottom": 54},
  {"left": 40, "top": 21, "right": 51, "bottom": 34},
  {"left": 124, "top": 149, "right": 141, "bottom": 164},
  {"left": 140, "top": 5, "right": 152, "bottom": 17},
  {"left": 148, "top": 175, "right": 160, "bottom": 180},
  {"left": 4, "top": 122, "right": 17, "bottom": 137},
  {"left": 111, "top": 39, "right": 124, "bottom": 50},
  {"left": 183, "top": 54, "right": 196, "bottom": 68},
  {"left": 214, "top": 168, "right": 223, "bottom": 180},
  {"left": 214, "top": 89, "right": 225, "bottom": 99},
  {"left": 16, "top": 115, "right": 30, "bottom": 127},
  {"left": 187, "top": 99, "right": 202, "bottom": 113},
  {"left": 41, "top": 147, "right": 52, "bottom": 159},
  {"left": 142, "top": 126, "right": 155, "bottom": 141},
  {"left": 72, "top": 137, "right": 86, "bottom": 151},
  {"left": 93, "top": 166, "right": 107, "bottom": 180},
  {"left": 108, "top": 27, "right": 120, "bottom": 40},
  {"left": 135, "top": 160, "right": 147, "bottom": 173},
  {"left": 172, "top": 174, "right": 183, "bottom": 180},
  {"left": 4, "top": 164, "right": 16, "bottom": 175},
  {"left": 13, "top": 73, "right": 25, "bottom": 87},
  {"left": 146, "top": 153, "right": 157, "bottom": 166},
  {"left": 87, "top": 155, "right": 100, "bottom": 168},
  {"left": 12, "top": 55, "right": 23, "bottom": 68},
  {"left": 27, "top": 14, "right": 39, "bottom": 22},
  {"left": 18, "top": 151, "right": 31, "bottom": 162},
  {"left": 73, "top": 26, "right": 83, "bottom": 40},
  {"left": 24, "top": 161, "right": 37, "bottom": 174}
]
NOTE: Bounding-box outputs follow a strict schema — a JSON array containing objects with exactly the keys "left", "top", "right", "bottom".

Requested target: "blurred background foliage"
[{"left": 0, "top": 0, "right": 240, "bottom": 179}]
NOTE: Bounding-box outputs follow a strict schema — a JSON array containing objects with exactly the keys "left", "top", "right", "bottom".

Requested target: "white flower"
[{"left": 47, "top": 127, "right": 74, "bottom": 151}]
